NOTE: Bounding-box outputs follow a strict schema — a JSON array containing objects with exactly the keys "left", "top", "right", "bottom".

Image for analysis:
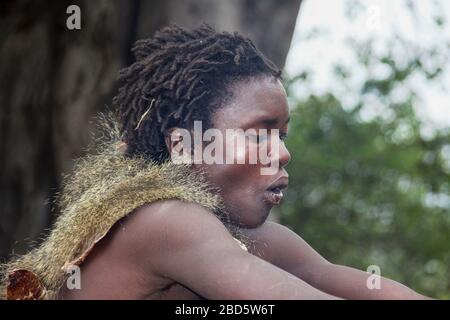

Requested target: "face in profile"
[{"left": 193, "top": 76, "right": 291, "bottom": 228}]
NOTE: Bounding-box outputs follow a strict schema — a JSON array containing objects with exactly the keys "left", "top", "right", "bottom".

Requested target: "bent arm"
[
  {"left": 299, "top": 262, "right": 432, "bottom": 300},
  {"left": 242, "top": 221, "right": 432, "bottom": 300},
  {"left": 147, "top": 202, "right": 340, "bottom": 300}
]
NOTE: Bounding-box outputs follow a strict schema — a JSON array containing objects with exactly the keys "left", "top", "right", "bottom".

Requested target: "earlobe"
[
  {"left": 165, "top": 128, "right": 182, "bottom": 155},
  {"left": 165, "top": 128, "right": 193, "bottom": 164},
  {"left": 116, "top": 141, "right": 128, "bottom": 153}
]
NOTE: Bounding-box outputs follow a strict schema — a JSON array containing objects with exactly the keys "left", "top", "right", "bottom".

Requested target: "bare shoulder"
[
  {"left": 128, "top": 199, "right": 236, "bottom": 244},
  {"left": 241, "top": 221, "right": 329, "bottom": 271},
  {"left": 120, "top": 199, "right": 242, "bottom": 269},
  {"left": 241, "top": 221, "right": 304, "bottom": 252},
  {"left": 242, "top": 220, "right": 295, "bottom": 241}
]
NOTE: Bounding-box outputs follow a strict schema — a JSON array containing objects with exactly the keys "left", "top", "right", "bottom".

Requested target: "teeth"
[
  {"left": 271, "top": 187, "right": 281, "bottom": 193},
  {"left": 265, "top": 188, "right": 284, "bottom": 205}
]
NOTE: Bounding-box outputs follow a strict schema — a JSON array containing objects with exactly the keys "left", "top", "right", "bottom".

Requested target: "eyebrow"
[{"left": 285, "top": 115, "right": 291, "bottom": 124}]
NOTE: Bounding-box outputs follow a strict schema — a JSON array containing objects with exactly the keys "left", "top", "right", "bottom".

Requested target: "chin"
[{"left": 235, "top": 205, "right": 271, "bottom": 229}]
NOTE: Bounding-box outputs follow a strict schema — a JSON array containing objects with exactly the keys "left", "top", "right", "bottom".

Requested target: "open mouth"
[
  {"left": 263, "top": 175, "right": 288, "bottom": 206},
  {"left": 268, "top": 186, "right": 283, "bottom": 194},
  {"left": 263, "top": 188, "right": 284, "bottom": 205}
]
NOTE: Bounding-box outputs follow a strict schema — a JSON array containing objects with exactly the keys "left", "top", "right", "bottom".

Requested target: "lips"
[
  {"left": 263, "top": 176, "right": 289, "bottom": 206},
  {"left": 264, "top": 188, "right": 284, "bottom": 205}
]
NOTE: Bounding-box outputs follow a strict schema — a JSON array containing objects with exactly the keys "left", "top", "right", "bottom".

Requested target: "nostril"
[{"left": 280, "top": 148, "right": 291, "bottom": 168}]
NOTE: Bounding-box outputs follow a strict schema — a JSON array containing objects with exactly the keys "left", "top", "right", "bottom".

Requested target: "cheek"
[
  {"left": 205, "top": 162, "right": 260, "bottom": 199},
  {"left": 223, "top": 135, "right": 261, "bottom": 165},
  {"left": 200, "top": 135, "right": 265, "bottom": 200},
  {"left": 233, "top": 142, "right": 250, "bottom": 164},
  {"left": 234, "top": 144, "right": 246, "bottom": 163},
  {"left": 222, "top": 135, "right": 247, "bottom": 164}
]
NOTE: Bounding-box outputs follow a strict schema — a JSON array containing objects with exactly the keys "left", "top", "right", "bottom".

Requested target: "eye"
[
  {"left": 248, "top": 134, "right": 268, "bottom": 144},
  {"left": 249, "top": 132, "right": 287, "bottom": 143},
  {"left": 279, "top": 132, "right": 288, "bottom": 141},
  {"left": 256, "top": 135, "right": 268, "bottom": 144}
]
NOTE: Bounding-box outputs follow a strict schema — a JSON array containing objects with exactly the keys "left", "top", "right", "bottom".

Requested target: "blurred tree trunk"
[{"left": 0, "top": 0, "right": 301, "bottom": 258}]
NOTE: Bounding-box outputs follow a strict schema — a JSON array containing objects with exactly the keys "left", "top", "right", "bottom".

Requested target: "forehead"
[{"left": 212, "top": 77, "right": 289, "bottom": 129}]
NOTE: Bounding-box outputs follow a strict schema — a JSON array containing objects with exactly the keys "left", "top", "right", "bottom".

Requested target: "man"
[{"left": 1, "top": 24, "right": 431, "bottom": 300}]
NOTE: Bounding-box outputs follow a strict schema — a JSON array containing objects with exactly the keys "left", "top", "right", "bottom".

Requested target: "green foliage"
[{"left": 281, "top": 38, "right": 450, "bottom": 299}]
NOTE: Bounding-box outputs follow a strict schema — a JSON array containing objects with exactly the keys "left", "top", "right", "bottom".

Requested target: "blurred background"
[{"left": 1, "top": 0, "right": 449, "bottom": 298}]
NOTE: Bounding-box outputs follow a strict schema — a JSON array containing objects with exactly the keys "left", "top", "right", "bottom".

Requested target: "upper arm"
[
  {"left": 138, "top": 201, "right": 337, "bottom": 300},
  {"left": 241, "top": 221, "right": 330, "bottom": 275}
]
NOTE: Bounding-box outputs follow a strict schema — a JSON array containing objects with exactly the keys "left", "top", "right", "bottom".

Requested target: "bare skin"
[{"left": 60, "top": 77, "right": 430, "bottom": 299}]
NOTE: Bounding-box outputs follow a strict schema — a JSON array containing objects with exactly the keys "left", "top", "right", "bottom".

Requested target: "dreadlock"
[{"left": 113, "top": 23, "right": 282, "bottom": 163}]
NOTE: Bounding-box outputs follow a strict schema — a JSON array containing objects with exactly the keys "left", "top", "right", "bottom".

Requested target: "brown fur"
[{"left": 0, "top": 114, "right": 242, "bottom": 300}]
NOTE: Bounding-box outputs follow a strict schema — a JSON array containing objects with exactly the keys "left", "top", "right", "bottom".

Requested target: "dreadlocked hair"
[{"left": 113, "top": 23, "right": 282, "bottom": 163}]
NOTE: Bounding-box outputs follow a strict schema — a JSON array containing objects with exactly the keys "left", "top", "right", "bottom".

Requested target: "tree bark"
[{"left": 0, "top": 0, "right": 301, "bottom": 258}]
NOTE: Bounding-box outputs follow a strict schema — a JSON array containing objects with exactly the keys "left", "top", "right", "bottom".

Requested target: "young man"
[{"left": 1, "top": 24, "right": 431, "bottom": 300}]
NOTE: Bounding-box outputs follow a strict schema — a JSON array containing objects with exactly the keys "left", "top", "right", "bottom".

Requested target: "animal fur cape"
[{"left": 0, "top": 116, "right": 246, "bottom": 300}]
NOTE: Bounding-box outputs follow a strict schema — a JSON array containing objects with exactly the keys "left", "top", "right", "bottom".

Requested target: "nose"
[
  {"left": 267, "top": 136, "right": 291, "bottom": 169},
  {"left": 279, "top": 141, "right": 291, "bottom": 168}
]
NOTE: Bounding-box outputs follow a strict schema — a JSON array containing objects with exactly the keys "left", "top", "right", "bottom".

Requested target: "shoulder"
[
  {"left": 247, "top": 220, "right": 293, "bottom": 236},
  {"left": 128, "top": 199, "right": 230, "bottom": 241},
  {"left": 116, "top": 199, "right": 242, "bottom": 269},
  {"left": 242, "top": 221, "right": 328, "bottom": 271},
  {"left": 242, "top": 221, "right": 298, "bottom": 250}
]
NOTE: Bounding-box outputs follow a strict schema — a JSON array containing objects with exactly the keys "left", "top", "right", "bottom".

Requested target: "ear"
[
  {"left": 165, "top": 127, "right": 192, "bottom": 163},
  {"left": 116, "top": 141, "right": 128, "bottom": 153}
]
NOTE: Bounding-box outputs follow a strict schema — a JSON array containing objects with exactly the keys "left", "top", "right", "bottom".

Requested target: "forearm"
[
  {"left": 188, "top": 253, "right": 343, "bottom": 300},
  {"left": 294, "top": 262, "right": 431, "bottom": 300}
]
